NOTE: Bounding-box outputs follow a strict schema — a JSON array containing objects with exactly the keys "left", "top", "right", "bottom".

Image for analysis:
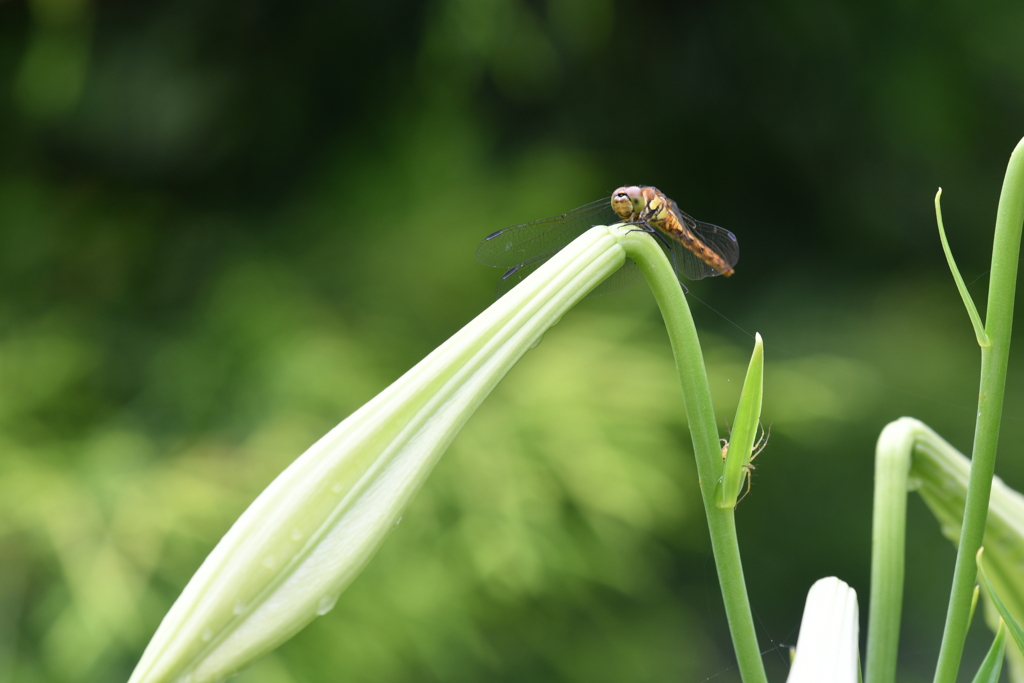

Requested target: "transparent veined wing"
[
  {"left": 475, "top": 197, "right": 622, "bottom": 269},
  {"left": 663, "top": 201, "right": 739, "bottom": 281}
]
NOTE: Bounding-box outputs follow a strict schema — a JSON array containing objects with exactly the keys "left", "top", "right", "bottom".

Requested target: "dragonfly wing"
[
  {"left": 475, "top": 198, "right": 621, "bottom": 269},
  {"left": 665, "top": 202, "right": 740, "bottom": 281},
  {"left": 665, "top": 237, "right": 721, "bottom": 281},
  {"left": 587, "top": 258, "right": 643, "bottom": 297},
  {"left": 493, "top": 259, "right": 545, "bottom": 299}
]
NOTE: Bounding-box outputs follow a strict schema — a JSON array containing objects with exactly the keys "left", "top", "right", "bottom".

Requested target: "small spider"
[{"left": 720, "top": 422, "right": 770, "bottom": 504}]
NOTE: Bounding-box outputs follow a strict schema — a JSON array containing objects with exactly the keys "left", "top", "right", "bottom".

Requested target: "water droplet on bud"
[{"left": 316, "top": 594, "right": 339, "bottom": 616}]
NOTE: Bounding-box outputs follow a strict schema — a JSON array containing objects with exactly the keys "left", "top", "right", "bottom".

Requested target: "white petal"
[{"left": 787, "top": 577, "right": 860, "bottom": 683}]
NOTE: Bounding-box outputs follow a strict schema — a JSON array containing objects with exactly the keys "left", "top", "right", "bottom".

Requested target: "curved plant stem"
[
  {"left": 618, "top": 227, "right": 768, "bottom": 683},
  {"left": 865, "top": 418, "right": 917, "bottom": 683},
  {"left": 932, "top": 135, "right": 1024, "bottom": 683}
]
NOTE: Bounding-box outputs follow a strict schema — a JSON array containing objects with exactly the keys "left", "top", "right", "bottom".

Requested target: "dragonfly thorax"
[{"left": 638, "top": 188, "right": 669, "bottom": 222}]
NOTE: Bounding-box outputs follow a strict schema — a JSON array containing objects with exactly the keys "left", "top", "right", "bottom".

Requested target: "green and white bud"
[{"left": 129, "top": 225, "right": 629, "bottom": 683}]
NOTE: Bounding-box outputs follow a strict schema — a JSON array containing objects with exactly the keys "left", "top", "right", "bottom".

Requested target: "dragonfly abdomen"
[{"left": 665, "top": 218, "right": 735, "bottom": 276}]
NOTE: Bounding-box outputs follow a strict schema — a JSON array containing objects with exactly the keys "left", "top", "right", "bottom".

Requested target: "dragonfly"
[{"left": 475, "top": 185, "right": 740, "bottom": 298}]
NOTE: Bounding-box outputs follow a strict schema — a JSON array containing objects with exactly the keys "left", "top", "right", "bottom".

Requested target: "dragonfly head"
[{"left": 611, "top": 186, "right": 646, "bottom": 220}]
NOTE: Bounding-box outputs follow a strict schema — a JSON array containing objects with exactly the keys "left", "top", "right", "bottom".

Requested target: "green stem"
[
  {"left": 865, "top": 418, "right": 916, "bottom": 683},
  {"left": 932, "top": 136, "right": 1024, "bottom": 683},
  {"left": 619, "top": 229, "right": 768, "bottom": 683}
]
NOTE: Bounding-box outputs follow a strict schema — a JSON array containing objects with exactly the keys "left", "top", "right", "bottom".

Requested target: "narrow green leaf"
[
  {"left": 970, "top": 618, "right": 1005, "bottom": 683},
  {"left": 716, "top": 332, "right": 764, "bottom": 508},
  {"left": 935, "top": 188, "right": 989, "bottom": 348},
  {"left": 976, "top": 547, "right": 1024, "bottom": 658},
  {"left": 968, "top": 585, "right": 980, "bottom": 631}
]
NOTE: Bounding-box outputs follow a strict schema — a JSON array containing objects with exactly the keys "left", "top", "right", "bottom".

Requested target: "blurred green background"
[{"left": 2, "top": 0, "right": 1023, "bottom": 681}]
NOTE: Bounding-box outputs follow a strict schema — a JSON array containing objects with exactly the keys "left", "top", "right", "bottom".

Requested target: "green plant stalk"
[
  {"left": 620, "top": 231, "right": 768, "bottom": 683},
  {"left": 933, "top": 136, "right": 1024, "bottom": 683},
  {"left": 865, "top": 419, "right": 916, "bottom": 683}
]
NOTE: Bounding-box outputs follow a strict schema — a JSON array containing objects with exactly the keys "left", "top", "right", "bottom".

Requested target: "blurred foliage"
[{"left": 1, "top": 0, "right": 1024, "bottom": 681}]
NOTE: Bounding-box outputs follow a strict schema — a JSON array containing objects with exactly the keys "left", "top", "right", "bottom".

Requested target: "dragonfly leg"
[{"left": 623, "top": 220, "right": 658, "bottom": 236}]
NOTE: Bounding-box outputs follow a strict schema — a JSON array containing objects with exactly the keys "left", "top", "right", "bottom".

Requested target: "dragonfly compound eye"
[{"left": 611, "top": 186, "right": 643, "bottom": 220}]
